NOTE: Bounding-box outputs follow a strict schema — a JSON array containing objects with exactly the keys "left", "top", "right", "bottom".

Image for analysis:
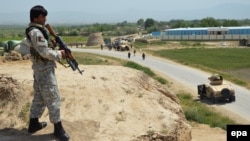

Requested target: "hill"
[{"left": 0, "top": 59, "right": 191, "bottom": 141}]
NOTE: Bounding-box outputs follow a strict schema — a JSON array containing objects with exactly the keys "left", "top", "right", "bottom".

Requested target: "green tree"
[
  {"left": 222, "top": 20, "right": 239, "bottom": 26},
  {"left": 124, "top": 26, "right": 138, "bottom": 34},
  {"left": 137, "top": 18, "right": 144, "bottom": 26},
  {"left": 144, "top": 18, "right": 155, "bottom": 29},
  {"left": 117, "top": 20, "right": 128, "bottom": 27},
  {"left": 147, "top": 25, "right": 159, "bottom": 33},
  {"left": 172, "top": 20, "right": 186, "bottom": 28},
  {"left": 69, "top": 29, "right": 79, "bottom": 36},
  {"left": 239, "top": 19, "right": 250, "bottom": 25},
  {"left": 55, "top": 26, "right": 67, "bottom": 36},
  {"left": 200, "top": 17, "right": 219, "bottom": 27}
]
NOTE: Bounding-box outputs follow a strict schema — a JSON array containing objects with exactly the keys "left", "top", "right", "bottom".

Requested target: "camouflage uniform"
[{"left": 27, "top": 22, "right": 62, "bottom": 123}]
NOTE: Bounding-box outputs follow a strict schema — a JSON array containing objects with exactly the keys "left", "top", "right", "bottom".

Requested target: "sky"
[{"left": 0, "top": 0, "right": 250, "bottom": 24}]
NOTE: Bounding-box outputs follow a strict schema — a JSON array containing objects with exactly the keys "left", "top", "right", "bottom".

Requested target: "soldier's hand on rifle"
[
  {"left": 61, "top": 46, "right": 71, "bottom": 54},
  {"left": 46, "top": 23, "right": 83, "bottom": 75},
  {"left": 60, "top": 50, "right": 66, "bottom": 59},
  {"left": 51, "top": 39, "right": 57, "bottom": 47}
]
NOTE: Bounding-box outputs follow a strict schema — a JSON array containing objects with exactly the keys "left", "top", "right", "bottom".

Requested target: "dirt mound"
[
  {"left": 0, "top": 61, "right": 192, "bottom": 141},
  {"left": 86, "top": 32, "right": 104, "bottom": 46},
  {"left": 2, "top": 51, "right": 31, "bottom": 63},
  {"left": 0, "top": 74, "right": 23, "bottom": 101},
  {"left": 0, "top": 73, "right": 31, "bottom": 130},
  {"left": 2, "top": 51, "right": 22, "bottom": 62}
]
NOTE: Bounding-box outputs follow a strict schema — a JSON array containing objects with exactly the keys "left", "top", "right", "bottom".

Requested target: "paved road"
[{"left": 74, "top": 48, "right": 250, "bottom": 122}]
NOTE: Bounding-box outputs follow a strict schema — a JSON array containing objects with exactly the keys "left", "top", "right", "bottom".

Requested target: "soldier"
[
  {"left": 133, "top": 49, "right": 136, "bottom": 56},
  {"left": 26, "top": 5, "right": 69, "bottom": 141},
  {"left": 100, "top": 44, "right": 103, "bottom": 50},
  {"left": 142, "top": 52, "right": 145, "bottom": 60},
  {"left": 128, "top": 52, "right": 131, "bottom": 58}
]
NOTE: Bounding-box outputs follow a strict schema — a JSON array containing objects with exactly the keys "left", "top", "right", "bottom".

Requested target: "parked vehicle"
[
  {"left": 197, "top": 74, "right": 235, "bottom": 103},
  {"left": 113, "top": 38, "right": 130, "bottom": 51}
]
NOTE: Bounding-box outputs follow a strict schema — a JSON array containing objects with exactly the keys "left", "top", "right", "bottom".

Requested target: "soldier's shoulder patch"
[
  {"left": 37, "top": 36, "right": 45, "bottom": 42},
  {"left": 37, "top": 35, "right": 47, "bottom": 46}
]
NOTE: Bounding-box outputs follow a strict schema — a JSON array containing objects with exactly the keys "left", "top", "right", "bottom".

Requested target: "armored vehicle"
[
  {"left": 113, "top": 38, "right": 130, "bottom": 51},
  {"left": 197, "top": 74, "right": 235, "bottom": 103}
]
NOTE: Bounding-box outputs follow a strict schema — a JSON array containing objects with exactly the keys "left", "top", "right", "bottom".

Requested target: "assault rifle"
[{"left": 45, "top": 24, "right": 83, "bottom": 75}]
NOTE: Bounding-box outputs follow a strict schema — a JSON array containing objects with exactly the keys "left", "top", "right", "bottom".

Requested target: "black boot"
[
  {"left": 28, "top": 118, "right": 47, "bottom": 133},
  {"left": 54, "top": 121, "right": 70, "bottom": 141}
]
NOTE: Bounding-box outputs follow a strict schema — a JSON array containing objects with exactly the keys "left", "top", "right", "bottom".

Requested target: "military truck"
[
  {"left": 197, "top": 74, "right": 235, "bottom": 103},
  {"left": 114, "top": 39, "right": 130, "bottom": 51}
]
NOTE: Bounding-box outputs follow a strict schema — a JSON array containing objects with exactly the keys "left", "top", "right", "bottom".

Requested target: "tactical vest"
[{"left": 25, "top": 26, "right": 49, "bottom": 62}]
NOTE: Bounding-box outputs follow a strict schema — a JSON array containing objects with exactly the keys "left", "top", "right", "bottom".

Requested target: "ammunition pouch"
[{"left": 30, "top": 47, "right": 49, "bottom": 62}]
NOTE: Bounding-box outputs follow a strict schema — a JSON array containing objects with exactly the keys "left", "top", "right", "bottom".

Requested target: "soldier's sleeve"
[{"left": 28, "top": 29, "right": 62, "bottom": 61}]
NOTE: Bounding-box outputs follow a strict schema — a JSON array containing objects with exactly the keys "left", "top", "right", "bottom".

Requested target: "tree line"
[
  {"left": 56, "top": 17, "right": 250, "bottom": 36},
  {"left": 1, "top": 17, "right": 250, "bottom": 39},
  {"left": 141, "top": 17, "right": 250, "bottom": 33}
]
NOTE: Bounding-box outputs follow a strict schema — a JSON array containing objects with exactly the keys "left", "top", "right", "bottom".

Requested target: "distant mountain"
[{"left": 0, "top": 3, "right": 249, "bottom": 25}]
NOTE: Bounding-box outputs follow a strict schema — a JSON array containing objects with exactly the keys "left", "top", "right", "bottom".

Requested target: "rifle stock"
[
  {"left": 45, "top": 24, "right": 83, "bottom": 75},
  {"left": 45, "top": 24, "right": 57, "bottom": 37}
]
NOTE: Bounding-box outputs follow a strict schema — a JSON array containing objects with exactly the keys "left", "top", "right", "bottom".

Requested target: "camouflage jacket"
[{"left": 26, "top": 23, "right": 62, "bottom": 72}]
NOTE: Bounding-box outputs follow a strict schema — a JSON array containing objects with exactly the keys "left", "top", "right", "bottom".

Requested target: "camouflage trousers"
[{"left": 30, "top": 67, "right": 61, "bottom": 123}]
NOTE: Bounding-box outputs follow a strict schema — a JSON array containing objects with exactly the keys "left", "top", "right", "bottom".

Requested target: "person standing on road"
[
  {"left": 26, "top": 5, "right": 69, "bottom": 141},
  {"left": 142, "top": 52, "right": 145, "bottom": 60},
  {"left": 128, "top": 52, "right": 131, "bottom": 58},
  {"left": 133, "top": 49, "right": 136, "bottom": 56},
  {"left": 100, "top": 44, "right": 103, "bottom": 50}
]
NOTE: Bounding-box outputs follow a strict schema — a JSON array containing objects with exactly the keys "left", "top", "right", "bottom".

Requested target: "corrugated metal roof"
[{"left": 164, "top": 26, "right": 250, "bottom": 31}]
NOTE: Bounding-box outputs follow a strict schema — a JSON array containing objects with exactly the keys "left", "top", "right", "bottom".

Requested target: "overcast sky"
[{"left": 1, "top": 0, "right": 250, "bottom": 24}]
